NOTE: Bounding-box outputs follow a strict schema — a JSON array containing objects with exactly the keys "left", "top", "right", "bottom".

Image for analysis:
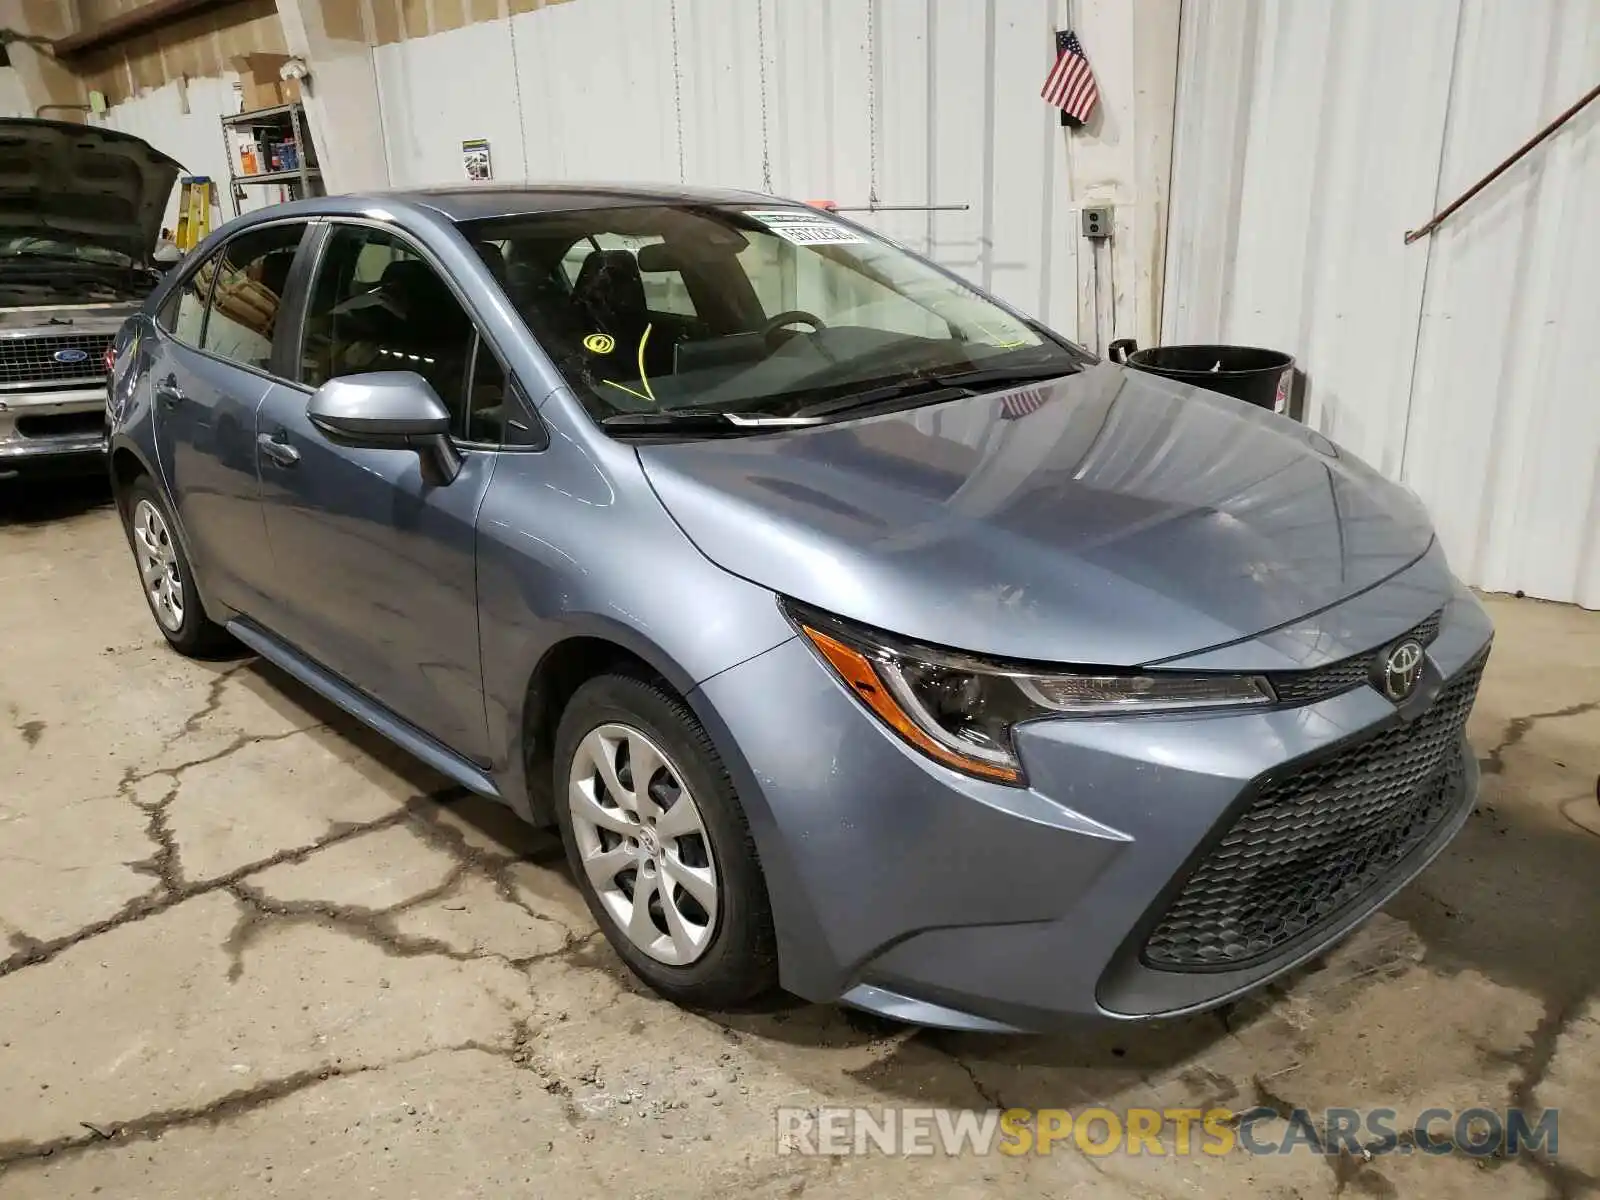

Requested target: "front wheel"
[
  {"left": 121, "top": 476, "right": 234, "bottom": 658},
  {"left": 553, "top": 673, "right": 778, "bottom": 1008}
]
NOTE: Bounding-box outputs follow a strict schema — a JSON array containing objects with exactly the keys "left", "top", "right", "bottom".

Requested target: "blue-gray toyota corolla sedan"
[{"left": 106, "top": 185, "right": 1493, "bottom": 1033}]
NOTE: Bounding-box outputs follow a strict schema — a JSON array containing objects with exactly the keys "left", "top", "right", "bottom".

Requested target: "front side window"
[
  {"left": 301, "top": 224, "right": 478, "bottom": 431},
  {"left": 300, "top": 225, "right": 537, "bottom": 447},
  {"left": 201, "top": 222, "right": 306, "bottom": 372},
  {"left": 460, "top": 204, "right": 1083, "bottom": 425}
]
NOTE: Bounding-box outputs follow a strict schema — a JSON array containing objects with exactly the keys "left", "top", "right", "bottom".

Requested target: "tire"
[
  {"left": 553, "top": 672, "right": 778, "bottom": 1008},
  {"left": 120, "top": 475, "right": 234, "bottom": 658}
]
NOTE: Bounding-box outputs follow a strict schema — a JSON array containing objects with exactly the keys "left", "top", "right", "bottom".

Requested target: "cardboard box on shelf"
[
  {"left": 230, "top": 54, "right": 302, "bottom": 112},
  {"left": 231, "top": 129, "right": 264, "bottom": 175}
]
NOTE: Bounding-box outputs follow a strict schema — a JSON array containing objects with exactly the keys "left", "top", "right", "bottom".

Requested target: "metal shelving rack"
[{"left": 219, "top": 100, "right": 324, "bottom": 216}]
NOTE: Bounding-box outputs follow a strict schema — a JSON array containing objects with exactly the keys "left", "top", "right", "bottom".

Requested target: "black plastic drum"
[{"left": 1109, "top": 339, "right": 1295, "bottom": 415}]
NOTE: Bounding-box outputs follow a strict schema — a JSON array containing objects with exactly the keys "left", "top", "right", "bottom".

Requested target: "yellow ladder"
[{"left": 173, "top": 177, "right": 215, "bottom": 251}]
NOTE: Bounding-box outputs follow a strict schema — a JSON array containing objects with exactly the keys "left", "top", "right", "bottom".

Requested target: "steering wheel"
[{"left": 761, "top": 310, "right": 827, "bottom": 347}]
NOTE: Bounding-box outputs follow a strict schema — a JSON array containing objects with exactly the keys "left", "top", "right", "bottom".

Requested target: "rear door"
[
  {"left": 148, "top": 219, "right": 309, "bottom": 614},
  {"left": 251, "top": 220, "right": 507, "bottom": 761}
]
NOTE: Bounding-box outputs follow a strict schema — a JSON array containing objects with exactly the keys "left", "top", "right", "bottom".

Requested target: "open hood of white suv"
[{"left": 0, "top": 118, "right": 182, "bottom": 266}]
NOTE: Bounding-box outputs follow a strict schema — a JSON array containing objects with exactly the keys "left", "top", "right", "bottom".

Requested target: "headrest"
[
  {"left": 379, "top": 258, "right": 442, "bottom": 301},
  {"left": 570, "top": 249, "right": 647, "bottom": 322}
]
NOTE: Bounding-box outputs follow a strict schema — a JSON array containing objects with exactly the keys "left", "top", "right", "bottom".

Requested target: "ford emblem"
[{"left": 54, "top": 348, "right": 89, "bottom": 364}]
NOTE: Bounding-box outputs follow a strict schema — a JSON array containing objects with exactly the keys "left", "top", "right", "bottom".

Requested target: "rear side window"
[
  {"left": 201, "top": 223, "right": 306, "bottom": 373},
  {"left": 159, "top": 251, "right": 220, "bottom": 347}
]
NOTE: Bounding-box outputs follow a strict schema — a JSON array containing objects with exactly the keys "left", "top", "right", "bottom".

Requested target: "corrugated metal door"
[{"left": 1164, "top": 0, "right": 1599, "bottom": 608}]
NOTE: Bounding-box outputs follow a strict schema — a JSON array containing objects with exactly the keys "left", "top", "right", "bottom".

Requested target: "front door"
[{"left": 253, "top": 222, "right": 497, "bottom": 761}]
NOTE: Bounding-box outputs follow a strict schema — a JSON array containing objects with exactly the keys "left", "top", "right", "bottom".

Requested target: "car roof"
[
  {"left": 221, "top": 182, "right": 792, "bottom": 231},
  {"left": 187, "top": 183, "right": 808, "bottom": 268},
  {"left": 401, "top": 182, "right": 787, "bottom": 222}
]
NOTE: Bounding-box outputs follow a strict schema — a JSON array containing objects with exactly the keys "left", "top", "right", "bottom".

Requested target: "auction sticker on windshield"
[{"left": 745, "top": 210, "right": 868, "bottom": 246}]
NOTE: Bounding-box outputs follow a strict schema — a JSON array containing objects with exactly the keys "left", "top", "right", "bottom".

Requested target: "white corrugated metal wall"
[
  {"left": 0, "top": 68, "right": 29, "bottom": 118},
  {"left": 96, "top": 76, "right": 279, "bottom": 231},
  {"left": 369, "top": 0, "right": 1179, "bottom": 351},
  {"left": 371, "top": 0, "right": 1079, "bottom": 340},
  {"left": 1165, "top": 0, "right": 1600, "bottom": 608}
]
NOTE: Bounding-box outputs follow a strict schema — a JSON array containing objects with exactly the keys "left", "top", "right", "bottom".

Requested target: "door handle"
[
  {"left": 155, "top": 376, "right": 186, "bottom": 408},
  {"left": 257, "top": 430, "right": 301, "bottom": 468}
]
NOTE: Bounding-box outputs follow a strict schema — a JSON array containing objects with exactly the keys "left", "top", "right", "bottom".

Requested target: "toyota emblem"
[{"left": 1379, "top": 640, "right": 1425, "bottom": 703}]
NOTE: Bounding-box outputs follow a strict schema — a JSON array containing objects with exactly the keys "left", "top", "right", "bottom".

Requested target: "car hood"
[
  {"left": 0, "top": 119, "right": 182, "bottom": 266},
  {"left": 636, "top": 363, "right": 1438, "bottom": 667}
]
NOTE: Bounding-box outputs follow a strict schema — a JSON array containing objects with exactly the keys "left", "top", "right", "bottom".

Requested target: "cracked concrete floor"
[{"left": 2, "top": 479, "right": 1598, "bottom": 1200}]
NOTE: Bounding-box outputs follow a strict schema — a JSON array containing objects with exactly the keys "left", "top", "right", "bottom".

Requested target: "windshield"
[
  {"left": 0, "top": 235, "right": 134, "bottom": 269},
  {"left": 458, "top": 204, "right": 1085, "bottom": 422}
]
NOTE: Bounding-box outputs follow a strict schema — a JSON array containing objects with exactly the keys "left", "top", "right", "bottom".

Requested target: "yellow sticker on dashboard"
[{"left": 583, "top": 333, "right": 616, "bottom": 354}]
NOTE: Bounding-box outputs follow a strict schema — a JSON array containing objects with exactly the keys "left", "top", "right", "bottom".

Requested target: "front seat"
[
  {"left": 569, "top": 249, "right": 650, "bottom": 352},
  {"left": 353, "top": 259, "right": 473, "bottom": 401}
]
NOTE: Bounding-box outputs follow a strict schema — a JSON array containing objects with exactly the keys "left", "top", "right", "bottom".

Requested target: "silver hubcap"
[
  {"left": 568, "top": 723, "right": 719, "bottom": 965},
  {"left": 132, "top": 499, "right": 184, "bottom": 633}
]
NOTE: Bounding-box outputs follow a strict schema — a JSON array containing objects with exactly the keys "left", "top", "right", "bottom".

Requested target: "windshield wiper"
[
  {"left": 601, "top": 408, "right": 829, "bottom": 433},
  {"left": 796, "top": 378, "right": 974, "bottom": 418},
  {"left": 924, "top": 363, "right": 1078, "bottom": 389},
  {"left": 795, "top": 363, "right": 1074, "bottom": 419}
]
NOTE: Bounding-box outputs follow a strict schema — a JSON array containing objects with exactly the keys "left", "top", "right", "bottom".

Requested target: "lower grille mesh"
[{"left": 1142, "top": 655, "right": 1485, "bottom": 970}]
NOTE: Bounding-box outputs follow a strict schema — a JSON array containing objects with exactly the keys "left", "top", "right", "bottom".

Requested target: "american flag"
[
  {"left": 1041, "top": 29, "right": 1099, "bottom": 128},
  {"left": 999, "top": 387, "right": 1052, "bottom": 420}
]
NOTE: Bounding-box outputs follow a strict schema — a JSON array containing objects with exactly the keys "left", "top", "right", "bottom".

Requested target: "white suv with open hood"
[{"left": 0, "top": 118, "right": 180, "bottom": 479}]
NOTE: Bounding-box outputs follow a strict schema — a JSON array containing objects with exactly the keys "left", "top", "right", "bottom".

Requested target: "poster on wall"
[{"left": 462, "top": 139, "right": 493, "bottom": 182}]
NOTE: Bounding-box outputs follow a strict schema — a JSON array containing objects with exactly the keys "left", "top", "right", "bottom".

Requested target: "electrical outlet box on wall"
[{"left": 1082, "top": 206, "right": 1112, "bottom": 240}]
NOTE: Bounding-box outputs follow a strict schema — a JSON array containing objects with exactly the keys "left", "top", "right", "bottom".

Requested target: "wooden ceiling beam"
[{"left": 51, "top": 0, "right": 251, "bottom": 58}]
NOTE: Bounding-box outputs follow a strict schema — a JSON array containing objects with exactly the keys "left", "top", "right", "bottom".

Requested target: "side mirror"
[{"left": 306, "top": 371, "right": 462, "bottom": 485}]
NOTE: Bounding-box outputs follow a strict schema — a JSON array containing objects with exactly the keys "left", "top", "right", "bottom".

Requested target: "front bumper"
[
  {"left": 0, "top": 384, "right": 108, "bottom": 478},
  {"left": 692, "top": 579, "right": 1494, "bottom": 1034}
]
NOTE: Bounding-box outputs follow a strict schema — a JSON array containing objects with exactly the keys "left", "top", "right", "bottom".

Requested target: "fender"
[{"left": 488, "top": 609, "right": 768, "bottom": 825}]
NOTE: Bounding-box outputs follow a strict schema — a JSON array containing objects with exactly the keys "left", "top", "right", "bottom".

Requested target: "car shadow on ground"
[
  {"left": 240, "top": 656, "right": 1241, "bottom": 1103},
  {"left": 232, "top": 646, "right": 1600, "bottom": 1118},
  {"left": 0, "top": 475, "right": 115, "bottom": 526},
  {"left": 240, "top": 656, "right": 561, "bottom": 865}
]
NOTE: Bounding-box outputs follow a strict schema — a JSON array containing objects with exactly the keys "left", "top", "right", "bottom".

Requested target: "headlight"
[{"left": 787, "top": 602, "right": 1275, "bottom": 785}]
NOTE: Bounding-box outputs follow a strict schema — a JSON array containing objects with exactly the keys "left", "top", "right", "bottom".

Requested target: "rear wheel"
[
  {"left": 553, "top": 673, "right": 778, "bottom": 1008},
  {"left": 121, "top": 476, "right": 233, "bottom": 658}
]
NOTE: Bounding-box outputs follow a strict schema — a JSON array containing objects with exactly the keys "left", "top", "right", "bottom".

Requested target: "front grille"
[
  {"left": 1267, "top": 610, "right": 1443, "bottom": 706},
  {"left": 0, "top": 334, "right": 113, "bottom": 388},
  {"left": 1142, "top": 652, "right": 1485, "bottom": 971}
]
